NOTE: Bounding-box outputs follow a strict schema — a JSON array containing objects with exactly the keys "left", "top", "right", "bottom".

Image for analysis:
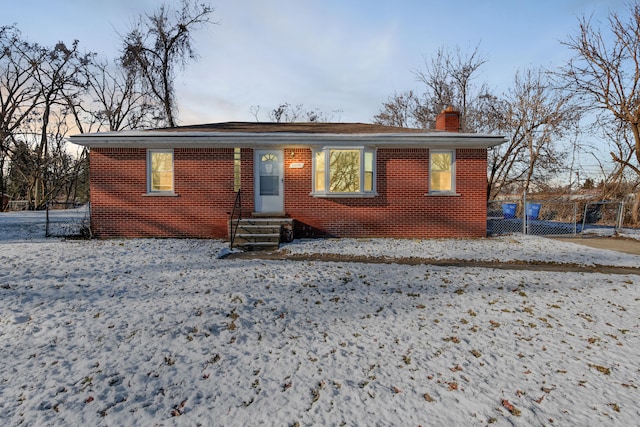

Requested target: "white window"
[
  {"left": 147, "top": 149, "right": 174, "bottom": 193},
  {"left": 233, "top": 147, "right": 241, "bottom": 192},
  {"left": 429, "top": 150, "right": 455, "bottom": 193},
  {"left": 312, "top": 147, "right": 376, "bottom": 196}
]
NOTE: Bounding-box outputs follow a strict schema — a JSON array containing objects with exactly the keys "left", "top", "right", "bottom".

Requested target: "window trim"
[
  {"left": 428, "top": 149, "right": 456, "bottom": 195},
  {"left": 311, "top": 146, "right": 378, "bottom": 197},
  {"left": 233, "top": 147, "right": 241, "bottom": 192},
  {"left": 146, "top": 149, "right": 175, "bottom": 195}
]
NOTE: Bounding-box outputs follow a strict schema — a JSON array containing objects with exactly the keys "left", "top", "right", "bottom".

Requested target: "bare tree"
[
  {"left": 0, "top": 31, "right": 91, "bottom": 210},
  {"left": 270, "top": 103, "right": 303, "bottom": 123},
  {"left": 251, "top": 103, "right": 342, "bottom": 123},
  {"left": 304, "top": 106, "right": 342, "bottom": 123},
  {"left": 67, "top": 57, "right": 161, "bottom": 134},
  {"left": 414, "top": 44, "right": 489, "bottom": 132},
  {"left": 373, "top": 91, "right": 424, "bottom": 128},
  {"left": 249, "top": 105, "right": 262, "bottom": 122},
  {"left": 373, "top": 45, "right": 491, "bottom": 131},
  {"left": 26, "top": 40, "right": 89, "bottom": 208},
  {"left": 120, "top": 0, "right": 215, "bottom": 127},
  {"left": 0, "top": 26, "right": 43, "bottom": 209},
  {"left": 374, "top": 44, "right": 582, "bottom": 200},
  {"left": 488, "top": 68, "right": 581, "bottom": 199},
  {"left": 592, "top": 117, "right": 640, "bottom": 202},
  {"left": 561, "top": 2, "right": 640, "bottom": 222}
]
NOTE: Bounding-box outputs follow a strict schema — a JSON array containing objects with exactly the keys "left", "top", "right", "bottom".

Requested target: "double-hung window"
[
  {"left": 429, "top": 150, "right": 455, "bottom": 194},
  {"left": 147, "top": 149, "right": 174, "bottom": 193},
  {"left": 312, "top": 147, "right": 376, "bottom": 196}
]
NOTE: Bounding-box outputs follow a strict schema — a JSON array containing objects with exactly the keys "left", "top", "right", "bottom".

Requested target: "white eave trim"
[{"left": 68, "top": 131, "right": 508, "bottom": 149}]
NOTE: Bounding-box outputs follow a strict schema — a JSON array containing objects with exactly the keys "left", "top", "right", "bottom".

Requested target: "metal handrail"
[{"left": 229, "top": 189, "right": 242, "bottom": 249}]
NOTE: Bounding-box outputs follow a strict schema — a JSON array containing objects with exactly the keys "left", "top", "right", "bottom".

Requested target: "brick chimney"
[{"left": 435, "top": 106, "right": 460, "bottom": 132}]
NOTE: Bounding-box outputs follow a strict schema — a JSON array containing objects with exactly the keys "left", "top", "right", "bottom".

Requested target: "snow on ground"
[
  {"left": 284, "top": 234, "right": 640, "bottom": 267},
  {"left": 1, "top": 210, "right": 640, "bottom": 426},
  {"left": 618, "top": 228, "right": 640, "bottom": 241},
  {"left": 0, "top": 206, "right": 89, "bottom": 242}
]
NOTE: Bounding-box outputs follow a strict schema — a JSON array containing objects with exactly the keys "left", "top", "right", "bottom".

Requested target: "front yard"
[{"left": 1, "top": 228, "right": 639, "bottom": 425}]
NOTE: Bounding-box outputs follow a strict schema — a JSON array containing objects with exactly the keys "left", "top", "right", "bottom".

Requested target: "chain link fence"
[
  {"left": 488, "top": 198, "right": 625, "bottom": 237},
  {"left": 45, "top": 202, "right": 92, "bottom": 238},
  {"left": 487, "top": 200, "right": 525, "bottom": 235},
  {"left": 7, "top": 200, "right": 29, "bottom": 211},
  {"left": 579, "top": 201, "right": 625, "bottom": 236},
  {"left": 526, "top": 200, "right": 579, "bottom": 236}
]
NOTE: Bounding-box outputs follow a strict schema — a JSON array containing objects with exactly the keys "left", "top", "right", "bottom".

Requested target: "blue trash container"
[
  {"left": 526, "top": 203, "right": 541, "bottom": 220},
  {"left": 502, "top": 203, "right": 517, "bottom": 219}
]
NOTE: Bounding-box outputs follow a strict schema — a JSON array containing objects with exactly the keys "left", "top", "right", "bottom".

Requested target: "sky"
[{"left": 3, "top": 0, "right": 629, "bottom": 126}]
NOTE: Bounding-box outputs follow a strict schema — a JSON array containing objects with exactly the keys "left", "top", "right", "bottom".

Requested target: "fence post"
[
  {"left": 618, "top": 202, "right": 624, "bottom": 229},
  {"left": 522, "top": 191, "right": 527, "bottom": 235},
  {"left": 45, "top": 200, "right": 50, "bottom": 237},
  {"left": 581, "top": 203, "right": 588, "bottom": 235}
]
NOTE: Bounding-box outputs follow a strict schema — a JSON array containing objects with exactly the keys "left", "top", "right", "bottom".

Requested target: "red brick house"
[{"left": 70, "top": 109, "right": 506, "bottom": 244}]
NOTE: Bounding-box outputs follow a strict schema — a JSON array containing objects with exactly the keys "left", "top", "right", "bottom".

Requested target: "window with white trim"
[
  {"left": 147, "top": 149, "right": 174, "bottom": 193},
  {"left": 429, "top": 150, "right": 455, "bottom": 193},
  {"left": 312, "top": 147, "right": 376, "bottom": 196},
  {"left": 233, "top": 147, "right": 241, "bottom": 192}
]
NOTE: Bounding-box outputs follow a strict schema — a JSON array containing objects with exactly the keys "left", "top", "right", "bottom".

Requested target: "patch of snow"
[
  {"left": 216, "top": 246, "right": 244, "bottom": 259},
  {"left": 282, "top": 234, "right": 640, "bottom": 267},
  {"left": 0, "top": 206, "right": 89, "bottom": 242},
  {"left": 619, "top": 228, "right": 640, "bottom": 241},
  {"left": 1, "top": 210, "right": 639, "bottom": 425}
]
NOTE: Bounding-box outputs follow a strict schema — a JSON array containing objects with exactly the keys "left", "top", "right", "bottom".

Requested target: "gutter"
[{"left": 69, "top": 131, "right": 508, "bottom": 149}]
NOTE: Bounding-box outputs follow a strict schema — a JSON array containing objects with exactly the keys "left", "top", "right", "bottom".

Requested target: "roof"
[
  {"left": 150, "top": 122, "right": 429, "bottom": 134},
  {"left": 69, "top": 121, "right": 507, "bottom": 149}
]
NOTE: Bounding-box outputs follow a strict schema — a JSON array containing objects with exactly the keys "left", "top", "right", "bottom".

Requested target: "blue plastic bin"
[
  {"left": 526, "top": 203, "right": 541, "bottom": 220},
  {"left": 502, "top": 203, "right": 517, "bottom": 219}
]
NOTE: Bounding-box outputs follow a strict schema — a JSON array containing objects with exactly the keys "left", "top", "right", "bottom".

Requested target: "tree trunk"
[
  {"left": 632, "top": 191, "right": 640, "bottom": 225},
  {"left": 0, "top": 155, "right": 5, "bottom": 211},
  {"left": 632, "top": 124, "right": 640, "bottom": 225}
]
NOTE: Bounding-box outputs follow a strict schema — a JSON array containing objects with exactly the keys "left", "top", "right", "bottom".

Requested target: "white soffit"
[{"left": 69, "top": 131, "right": 507, "bottom": 149}]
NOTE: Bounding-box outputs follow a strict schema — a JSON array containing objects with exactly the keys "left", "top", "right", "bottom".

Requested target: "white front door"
[{"left": 254, "top": 149, "right": 284, "bottom": 213}]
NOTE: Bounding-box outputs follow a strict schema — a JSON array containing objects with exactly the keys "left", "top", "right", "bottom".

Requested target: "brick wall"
[
  {"left": 284, "top": 148, "right": 487, "bottom": 238},
  {"left": 90, "top": 147, "right": 238, "bottom": 238},
  {"left": 89, "top": 146, "right": 487, "bottom": 239}
]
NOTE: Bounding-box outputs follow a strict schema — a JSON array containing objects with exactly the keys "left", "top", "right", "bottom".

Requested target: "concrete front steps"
[{"left": 230, "top": 217, "right": 294, "bottom": 250}]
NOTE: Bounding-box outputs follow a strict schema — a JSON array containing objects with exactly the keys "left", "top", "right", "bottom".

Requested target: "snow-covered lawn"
[
  {"left": 282, "top": 234, "right": 640, "bottom": 267},
  {"left": 1, "top": 210, "right": 639, "bottom": 426}
]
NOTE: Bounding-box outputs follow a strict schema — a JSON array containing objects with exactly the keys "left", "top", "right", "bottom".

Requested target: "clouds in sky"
[{"left": 3, "top": 0, "right": 630, "bottom": 124}]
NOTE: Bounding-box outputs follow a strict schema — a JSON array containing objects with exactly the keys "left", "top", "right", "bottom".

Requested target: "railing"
[{"left": 229, "top": 189, "right": 242, "bottom": 249}]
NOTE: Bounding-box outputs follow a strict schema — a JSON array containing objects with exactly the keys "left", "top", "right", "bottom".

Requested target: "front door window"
[
  {"left": 259, "top": 153, "right": 279, "bottom": 196},
  {"left": 254, "top": 150, "right": 284, "bottom": 212}
]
